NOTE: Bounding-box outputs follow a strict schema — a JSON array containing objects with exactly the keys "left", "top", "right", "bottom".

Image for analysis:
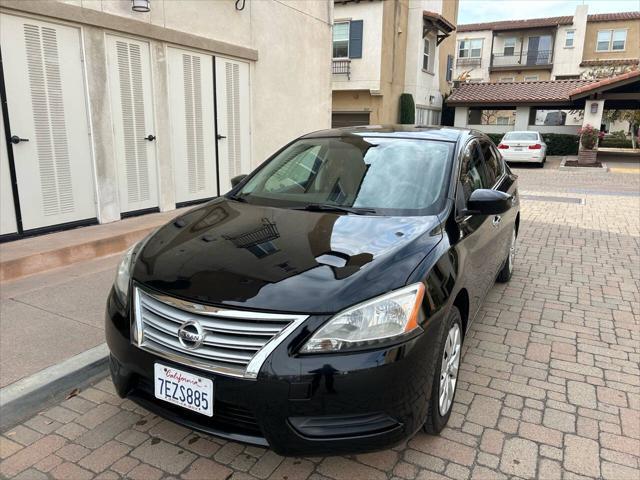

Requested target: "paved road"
[{"left": 1, "top": 162, "right": 639, "bottom": 479}]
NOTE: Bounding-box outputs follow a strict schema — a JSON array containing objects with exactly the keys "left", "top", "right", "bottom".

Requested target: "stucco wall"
[
  {"left": 488, "top": 71, "right": 552, "bottom": 82},
  {"left": 553, "top": 5, "right": 587, "bottom": 78},
  {"left": 332, "top": 90, "right": 384, "bottom": 124},
  {"left": 454, "top": 29, "right": 492, "bottom": 82},
  {"left": 332, "top": 1, "right": 384, "bottom": 92},
  {"left": 582, "top": 19, "right": 640, "bottom": 62}
]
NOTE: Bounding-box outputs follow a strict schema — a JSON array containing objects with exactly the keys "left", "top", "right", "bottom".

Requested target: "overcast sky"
[{"left": 457, "top": 0, "right": 640, "bottom": 24}]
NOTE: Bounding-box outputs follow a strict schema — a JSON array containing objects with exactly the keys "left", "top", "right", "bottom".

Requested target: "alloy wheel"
[{"left": 438, "top": 323, "right": 461, "bottom": 416}]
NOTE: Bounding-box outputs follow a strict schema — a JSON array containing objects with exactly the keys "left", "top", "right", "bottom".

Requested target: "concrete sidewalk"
[
  {"left": 0, "top": 208, "right": 186, "bottom": 282},
  {"left": 0, "top": 208, "right": 187, "bottom": 389}
]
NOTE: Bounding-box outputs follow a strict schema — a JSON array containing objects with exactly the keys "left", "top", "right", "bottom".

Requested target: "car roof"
[{"left": 301, "top": 125, "right": 471, "bottom": 142}]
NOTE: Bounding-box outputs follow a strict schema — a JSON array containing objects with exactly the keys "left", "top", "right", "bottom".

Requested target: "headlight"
[
  {"left": 300, "top": 283, "right": 425, "bottom": 353},
  {"left": 113, "top": 243, "right": 137, "bottom": 305}
]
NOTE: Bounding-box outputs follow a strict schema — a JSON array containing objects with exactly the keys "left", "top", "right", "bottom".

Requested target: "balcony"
[
  {"left": 490, "top": 50, "right": 553, "bottom": 71},
  {"left": 332, "top": 59, "right": 351, "bottom": 80},
  {"left": 456, "top": 57, "right": 482, "bottom": 68}
]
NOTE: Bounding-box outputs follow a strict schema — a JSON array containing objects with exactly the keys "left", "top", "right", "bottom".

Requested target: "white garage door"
[
  {"left": 167, "top": 47, "right": 217, "bottom": 204},
  {"left": 0, "top": 14, "right": 96, "bottom": 231},
  {"left": 0, "top": 112, "right": 17, "bottom": 236},
  {"left": 215, "top": 56, "right": 251, "bottom": 193},
  {"left": 106, "top": 35, "right": 159, "bottom": 214}
]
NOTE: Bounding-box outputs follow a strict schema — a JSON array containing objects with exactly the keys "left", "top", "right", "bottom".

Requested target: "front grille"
[{"left": 133, "top": 287, "right": 307, "bottom": 378}]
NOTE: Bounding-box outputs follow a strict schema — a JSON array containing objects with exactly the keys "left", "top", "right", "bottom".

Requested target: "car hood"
[{"left": 133, "top": 199, "right": 442, "bottom": 314}]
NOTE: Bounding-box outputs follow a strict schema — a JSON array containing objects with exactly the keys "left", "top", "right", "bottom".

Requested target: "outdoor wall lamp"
[
  {"left": 132, "top": 0, "right": 150, "bottom": 13},
  {"left": 590, "top": 102, "right": 598, "bottom": 114}
]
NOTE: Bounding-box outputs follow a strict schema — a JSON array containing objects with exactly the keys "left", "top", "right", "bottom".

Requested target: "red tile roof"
[
  {"left": 457, "top": 16, "right": 572, "bottom": 32},
  {"left": 447, "top": 70, "right": 640, "bottom": 105},
  {"left": 570, "top": 69, "right": 640, "bottom": 98},
  {"left": 447, "top": 79, "right": 595, "bottom": 105},
  {"left": 587, "top": 11, "right": 640, "bottom": 22},
  {"left": 457, "top": 11, "right": 639, "bottom": 32},
  {"left": 423, "top": 10, "right": 456, "bottom": 33}
]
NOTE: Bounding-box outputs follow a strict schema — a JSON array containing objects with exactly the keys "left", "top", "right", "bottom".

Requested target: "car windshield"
[
  {"left": 234, "top": 136, "right": 454, "bottom": 215},
  {"left": 504, "top": 132, "right": 538, "bottom": 141}
]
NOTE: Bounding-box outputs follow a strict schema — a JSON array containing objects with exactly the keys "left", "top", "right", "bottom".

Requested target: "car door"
[
  {"left": 479, "top": 139, "right": 516, "bottom": 275},
  {"left": 454, "top": 139, "right": 498, "bottom": 316}
]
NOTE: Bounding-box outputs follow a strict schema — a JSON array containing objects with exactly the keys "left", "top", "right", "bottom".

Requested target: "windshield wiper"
[{"left": 292, "top": 204, "right": 377, "bottom": 215}]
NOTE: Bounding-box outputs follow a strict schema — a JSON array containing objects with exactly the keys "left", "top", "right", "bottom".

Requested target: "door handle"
[
  {"left": 145, "top": 135, "right": 156, "bottom": 141},
  {"left": 216, "top": 134, "right": 227, "bottom": 140},
  {"left": 492, "top": 215, "right": 502, "bottom": 227},
  {"left": 10, "top": 135, "right": 29, "bottom": 144}
]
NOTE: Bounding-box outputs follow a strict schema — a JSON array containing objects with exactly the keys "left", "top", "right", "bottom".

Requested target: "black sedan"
[{"left": 106, "top": 126, "right": 520, "bottom": 456}]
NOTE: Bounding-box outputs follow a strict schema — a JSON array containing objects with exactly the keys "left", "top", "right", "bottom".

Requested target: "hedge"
[
  {"left": 600, "top": 138, "right": 633, "bottom": 148},
  {"left": 486, "top": 133, "right": 579, "bottom": 156},
  {"left": 398, "top": 93, "right": 415, "bottom": 124}
]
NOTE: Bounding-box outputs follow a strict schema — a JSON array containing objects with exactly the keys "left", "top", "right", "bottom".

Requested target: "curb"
[
  {"left": 0, "top": 344, "right": 110, "bottom": 431},
  {"left": 559, "top": 157, "right": 609, "bottom": 173}
]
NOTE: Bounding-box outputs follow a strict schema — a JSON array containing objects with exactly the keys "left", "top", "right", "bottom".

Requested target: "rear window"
[{"left": 503, "top": 132, "right": 538, "bottom": 141}]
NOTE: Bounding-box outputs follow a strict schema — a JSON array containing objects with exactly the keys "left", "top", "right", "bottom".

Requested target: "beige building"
[
  {"left": 331, "top": 0, "right": 459, "bottom": 127},
  {"left": 453, "top": 6, "right": 639, "bottom": 84},
  {"left": 0, "top": 0, "right": 332, "bottom": 240}
]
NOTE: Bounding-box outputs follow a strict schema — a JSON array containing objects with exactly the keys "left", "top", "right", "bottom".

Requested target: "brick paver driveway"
[{"left": 2, "top": 161, "right": 639, "bottom": 480}]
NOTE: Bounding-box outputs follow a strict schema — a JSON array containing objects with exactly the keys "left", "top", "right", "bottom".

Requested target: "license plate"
[
  {"left": 154, "top": 364, "right": 213, "bottom": 416},
  {"left": 514, "top": 147, "right": 523, "bottom": 151}
]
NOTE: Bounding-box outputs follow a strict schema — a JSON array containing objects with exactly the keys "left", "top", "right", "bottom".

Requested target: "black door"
[{"left": 454, "top": 139, "right": 499, "bottom": 315}]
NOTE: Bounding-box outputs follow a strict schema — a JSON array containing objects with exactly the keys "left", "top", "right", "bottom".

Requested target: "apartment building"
[
  {"left": 0, "top": 0, "right": 332, "bottom": 240},
  {"left": 453, "top": 6, "right": 639, "bottom": 84},
  {"left": 331, "top": 0, "right": 459, "bottom": 128}
]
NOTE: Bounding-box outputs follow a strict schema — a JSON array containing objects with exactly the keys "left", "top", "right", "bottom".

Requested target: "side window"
[
  {"left": 263, "top": 146, "right": 322, "bottom": 193},
  {"left": 459, "top": 141, "right": 489, "bottom": 203},
  {"left": 480, "top": 140, "right": 504, "bottom": 186}
]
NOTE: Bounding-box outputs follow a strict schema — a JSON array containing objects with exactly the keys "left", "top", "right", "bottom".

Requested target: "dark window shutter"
[
  {"left": 446, "top": 54, "right": 453, "bottom": 81},
  {"left": 349, "top": 20, "right": 363, "bottom": 59}
]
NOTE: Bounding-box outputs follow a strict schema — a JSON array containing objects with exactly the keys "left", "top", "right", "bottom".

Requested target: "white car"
[{"left": 497, "top": 131, "right": 547, "bottom": 167}]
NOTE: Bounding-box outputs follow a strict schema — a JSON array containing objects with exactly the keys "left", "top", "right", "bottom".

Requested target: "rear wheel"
[
  {"left": 424, "top": 307, "right": 462, "bottom": 434},
  {"left": 497, "top": 226, "right": 516, "bottom": 283}
]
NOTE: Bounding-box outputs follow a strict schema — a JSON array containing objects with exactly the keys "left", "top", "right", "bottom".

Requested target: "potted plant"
[{"left": 577, "top": 124, "right": 604, "bottom": 165}]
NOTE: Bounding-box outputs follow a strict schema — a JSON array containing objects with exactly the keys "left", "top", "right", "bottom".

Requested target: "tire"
[
  {"left": 424, "top": 306, "right": 463, "bottom": 435},
  {"left": 496, "top": 226, "right": 516, "bottom": 283}
]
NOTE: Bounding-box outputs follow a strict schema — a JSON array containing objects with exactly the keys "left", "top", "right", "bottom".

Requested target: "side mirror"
[
  {"left": 230, "top": 174, "right": 247, "bottom": 188},
  {"left": 466, "top": 189, "right": 513, "bottom": 215}
]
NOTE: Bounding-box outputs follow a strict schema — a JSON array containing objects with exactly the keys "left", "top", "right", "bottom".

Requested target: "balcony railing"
[
  {"left": 491, "top": 50, "right": 553, "bottom": 69},
  {"left": 456, "top": 57, "right": 482, "bottom": 68},
  {"left": 332, "top": 59, "right": 351, "bottom": 80}
]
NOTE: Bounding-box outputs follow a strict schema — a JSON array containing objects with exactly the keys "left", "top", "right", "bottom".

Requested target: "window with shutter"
[
  {"left": 446, "top": 54, "right": 453, "bottom": 81},
  {"left": 348, "top": 20, "right": 363, "bottom": 59}
]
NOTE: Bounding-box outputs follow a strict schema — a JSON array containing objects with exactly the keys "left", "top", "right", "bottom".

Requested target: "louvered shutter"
[
  {"left": 168, "top": 48, "right": 216, "bottom": 204},
  {"left": 348, "top": 20, "right": 363, "bottom": 59},
  {"left": 106, "top": 35, "right": 158, "bottom": 213},
  {"left": 215, "top": 57, "right": 251, "bottom": 193},
  {"left": 0, "top": 14, "right": 96, "bottom": 230}
]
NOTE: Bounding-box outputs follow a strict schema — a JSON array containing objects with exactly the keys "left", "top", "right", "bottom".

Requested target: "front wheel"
[
  {"left": 424, "top": 307, "right": 463, "bottom": 434},
  {"left": 496, "top": 226, "right": 516, "bottom": 283}
]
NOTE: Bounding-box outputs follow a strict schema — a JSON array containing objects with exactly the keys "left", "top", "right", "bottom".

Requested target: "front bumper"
[{"left": 105, "top": 289, "right": 441, "bottom": 456}]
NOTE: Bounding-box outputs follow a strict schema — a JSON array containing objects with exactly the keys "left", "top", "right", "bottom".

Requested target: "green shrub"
[
  {"left": 541, "top": 133, "right": 579, "bottom": 155},
  {"left": 609, "top": 130, "right": 627, "bottom": 140},
  {"left": 600, "top": 138, "right": 633, "bottom": 148},
  {"left": 398, "top": 93, "right": 415, "bottom": 124},
  {"left": 484, "top": 133, "right": 579, "bottom": 155}
]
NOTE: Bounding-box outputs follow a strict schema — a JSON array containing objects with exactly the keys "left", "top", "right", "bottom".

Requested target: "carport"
[{"left": 447, "top": 70, "right": 640, "bottom": 136}]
